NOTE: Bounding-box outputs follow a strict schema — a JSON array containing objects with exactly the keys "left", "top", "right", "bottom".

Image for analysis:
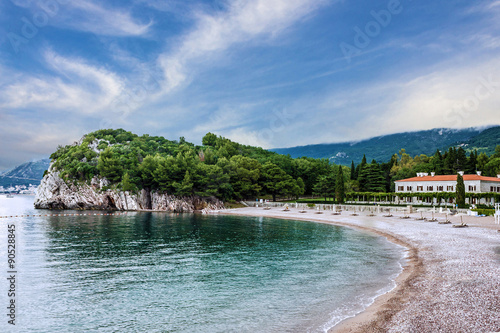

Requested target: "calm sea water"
[{"left": 0, "top": 195, "right": 404, "bottom": 332}]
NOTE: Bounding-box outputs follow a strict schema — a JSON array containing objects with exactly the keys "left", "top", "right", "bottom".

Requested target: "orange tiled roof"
[{"left": 395, "top": 174, "right": 500, "bottom": 182}]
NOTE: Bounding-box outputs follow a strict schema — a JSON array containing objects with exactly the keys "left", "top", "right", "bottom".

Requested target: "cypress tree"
[
  {"left": 350, "top": 161, "right": 356, "bottom": 180},
  {"left": 456, "top": 173, "right": 466, "bottom": 208},
  {"left": 336, "top": 165, "right": 345, "bottom": 203}
]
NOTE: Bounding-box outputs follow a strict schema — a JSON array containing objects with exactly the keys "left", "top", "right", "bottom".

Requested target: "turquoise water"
[{"left": 0, "top": 195, "right": 404, "bottom": 332}]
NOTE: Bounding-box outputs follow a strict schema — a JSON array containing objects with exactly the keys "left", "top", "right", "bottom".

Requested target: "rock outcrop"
[{"left": 34, "top": 166, "right": 225, "bottom": 213}]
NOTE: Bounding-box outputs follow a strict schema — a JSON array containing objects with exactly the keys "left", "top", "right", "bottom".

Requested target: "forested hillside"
[
  {"left": 463, "top": 126, "right": 500, "bottom": 155},
  {"left": 49, "top": 129, "right": 349, "bottom": 202},
  {"left": 272, "top": 126, "right": 500, "bottom": 165},
  {"left": 46, "top": 128, "right": 500, "bottom": 205}
]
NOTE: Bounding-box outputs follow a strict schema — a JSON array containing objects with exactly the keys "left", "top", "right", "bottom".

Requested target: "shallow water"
[{"left": 0, "top": 195, "right": 404, "bottom": 332}]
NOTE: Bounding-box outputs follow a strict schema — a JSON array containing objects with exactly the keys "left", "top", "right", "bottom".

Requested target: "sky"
[{"left": 1, "top": 0, "right": 500, "bottom": 170}]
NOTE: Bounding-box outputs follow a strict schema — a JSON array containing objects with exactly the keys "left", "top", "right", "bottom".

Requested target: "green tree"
[
  {"left": 139, "top": 154, "right": 160, "bottom": 189},
  {"left": 121, "top": 172, "right": 134, "bottom": 192},
  {"left": 228, "top": 155, "right": 261, "bottom": 200},
  {"left": 456, "top": 147, "right": 468, "bottom": 172},
  {"left": 350, "top": 161, "right": 356, "bottom": 180},
  {"left": 192, "top": 163, "right": 232, "bottom": 199},
  {"left": 492, "top": 145, "right": 500, "bottom": 158},
  {"left": 174, "top": 171, "right": 194, "bottom": 197},
  {"left": 261, "top": 162, "right": 291, "bottom": 202},
  {"left": 477, "top": 152, "right": 490, "bottom": 172},
  {"left": 358, "top": 161, "right": 386, "bottom": 192},
  {"left": 335, "top": 165, "right": 345, "bottom": 203},
  {"left": 456, "top": 173, "right": 466, "bottom": 208},
  {"left": 431, "top": 149, "right": 444, "bottom": 174},
  {"left": 294, "top": 177, "right": 305, "bottom": 199},
  {"left": 97, "top": 147, "right": 123, "bottom": 183},
  {"left": 313, "top": 173, "right": 336, "bottom": 202},
  {"left": 443, "top": 147, "right": 457, "bottom": 174},
  {"left": 466, "top": 150, "right": 478, "bottom": 174},
  {"left": 202, "top": 132, "right": 218, "bottom": 147},
  {"left": 483, "top": 158, "right": 500, "bottom": 177}
]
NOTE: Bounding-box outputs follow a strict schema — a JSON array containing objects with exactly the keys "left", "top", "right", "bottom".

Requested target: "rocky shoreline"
[{"left": 34, "top": 168, "right": 224, "bottom": 213}]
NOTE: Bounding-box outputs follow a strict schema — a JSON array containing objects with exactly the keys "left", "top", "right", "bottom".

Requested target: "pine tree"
[
  {"left": 313, "top": 174, "right": 336, "bottom": 202},
  {"left": 175, "top": 171, "right": 194, "bottom": 197},
  {"left": 456, "top": 147, "right": 468, "bottom": 172},
  {"left": 358, "top": 161, "right": 386, "bottom": 192},
  {"left": 443, "top": 147, "right": 456, "bottom": 174},
  {"left": 431, "top": 149, "right": 443, "bottom": 174},
  {"left": 350, "top": 161, "right": 356, "bottom": 180},
  {"left": 335, "top": 165, "right": 345, "bottom": 203},
  {"left": 456, "top": 173, "right": 466, "bottom": 208},
  {"left": 466, "top": 150, "right": 478, "bottom": 174},
  {"left": 121, "top": 172, "right": 133, "bottom": 192}
]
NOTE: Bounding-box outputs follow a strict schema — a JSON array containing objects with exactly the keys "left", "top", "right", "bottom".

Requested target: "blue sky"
[{"left": 1, "top": 0, "right": 500, "bottom": 170}]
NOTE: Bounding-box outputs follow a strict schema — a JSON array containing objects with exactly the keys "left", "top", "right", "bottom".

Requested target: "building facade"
[
  {"left": 394, "top": 172, "right": 500, "bottom": 194},
  {"left": 393, "top": 172, "right": 500, "bottom": 205}
]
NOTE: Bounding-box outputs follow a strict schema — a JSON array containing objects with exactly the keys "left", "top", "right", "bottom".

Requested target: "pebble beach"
[{"left": 221, "top": 207, "right": 500, "bottom": 332}]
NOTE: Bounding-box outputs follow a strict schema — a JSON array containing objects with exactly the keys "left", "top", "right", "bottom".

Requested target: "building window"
[
  {"left": 498, "top": 187, "right": 500, "bottom": 193},
  {"left": 417, "top": 186, "right": 423, "bottom": 191},
  {"left": 491, "top": 186, "right": 494, "bottom": 192},
  {"left": 437, "top": 186, "right": 444, "bottom": 191},
  {"left": 407, "top": 186, "right": 412, "bottom": 191},
  {"left": 468, "top": 185, "right": 476, "bottom": 192},
  {"left": 427, "top": 186, "right": 433, "bottom": 191},
  {"left": 397, "top": 186, "right": 404, "bottom": 191},
  {"left": 447, "top": 186, "right": 454, "bottom": 191}
]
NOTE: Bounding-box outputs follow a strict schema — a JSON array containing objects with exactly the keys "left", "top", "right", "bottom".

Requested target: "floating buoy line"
[{"left": 0, "top": 212, "right": 128, "bottom": 219}]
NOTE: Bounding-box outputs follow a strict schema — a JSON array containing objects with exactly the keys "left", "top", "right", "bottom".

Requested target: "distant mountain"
[
  {"left": 271, "top": 126, "right": 500, "bottom": 165},
  {"left": 0, "top": 158, "right": 51, "bottom": 187},
  {"left": 462, "top": 126, "right": 500, "bottom": 155}
]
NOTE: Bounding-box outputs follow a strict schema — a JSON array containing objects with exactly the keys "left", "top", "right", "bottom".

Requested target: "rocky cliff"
[{"left": 34, "top": 166, "right": 225, "bottom": 213}]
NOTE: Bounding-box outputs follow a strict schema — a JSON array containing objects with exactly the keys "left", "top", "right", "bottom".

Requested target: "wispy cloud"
[
  {"left": 158, "top": 0, "right": 330, "bottom": 92},
  {"left": 0, "top": 50, "right": 124, "bottom": 113},
  {"left": 62, "top": 1, "right": 152, "bottom": 36},
  {"left": 9, "top": 0, "right": 152, "bottom": 37}
]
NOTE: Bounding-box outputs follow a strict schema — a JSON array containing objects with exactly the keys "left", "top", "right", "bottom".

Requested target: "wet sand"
[{"left": 218, "top": 207, "right": 500, "bottom": 332}]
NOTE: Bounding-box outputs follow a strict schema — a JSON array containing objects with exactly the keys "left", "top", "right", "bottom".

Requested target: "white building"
[
  {"left": 395, "top": 171, "right": 500, "bottom": 194},
  {"left": 394, "top": 171, "right": 500, "bottom": 205}
]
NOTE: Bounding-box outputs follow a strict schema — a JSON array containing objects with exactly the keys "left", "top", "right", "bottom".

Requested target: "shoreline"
[{"left": 219, "top": 207, "right": 500, "bottom": 332}]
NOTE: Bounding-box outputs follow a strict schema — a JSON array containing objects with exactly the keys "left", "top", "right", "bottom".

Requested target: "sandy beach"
[{"left": 220, "top": 206, "right": 500, "bottom": 332}]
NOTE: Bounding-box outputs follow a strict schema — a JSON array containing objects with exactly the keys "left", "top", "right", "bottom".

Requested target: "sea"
[{"left": 0, "top": 195, "right": 405, "bottom": 332}]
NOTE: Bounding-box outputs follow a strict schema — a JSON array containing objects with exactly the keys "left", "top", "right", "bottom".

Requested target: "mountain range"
[
  {"left": 271, "top": 126, "right": 500, "bottom": 165},
  {"left": 0, "top": 158, "right": 51, "bottom": 187}
]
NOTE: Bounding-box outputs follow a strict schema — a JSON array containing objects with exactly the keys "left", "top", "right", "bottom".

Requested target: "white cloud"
[
  {"left": 0, "top": 51, "right": 124, "bottom": 114},
  {"left": 157, "top": 0, "right": 330, "bottom": 93},
  {"left": 10, "top": 0, "right": 151, "bottom": 36},
  {"left": 63, "top": 1, "right": 152, "bottom": 36},
  {"left": 269, "top": 58, "right": 500, "bottom": 148}
]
